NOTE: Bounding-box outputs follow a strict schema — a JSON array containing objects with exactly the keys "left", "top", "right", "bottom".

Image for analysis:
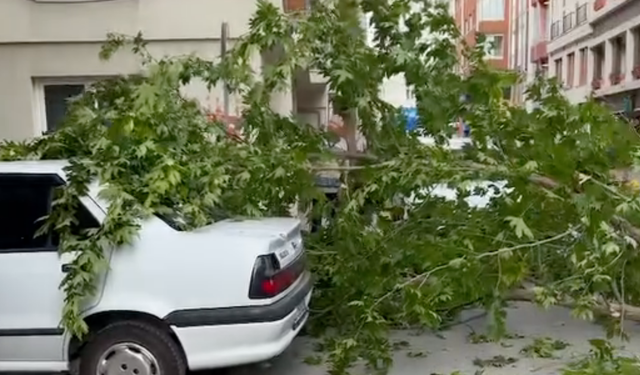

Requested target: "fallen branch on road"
[{"left": 506, "top": 287, "right": 640, "bottom": 322}]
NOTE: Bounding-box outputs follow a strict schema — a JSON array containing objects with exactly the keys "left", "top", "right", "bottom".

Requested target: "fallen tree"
[{"left": 2, "top": 0, "right": 640, "bottom": 374}]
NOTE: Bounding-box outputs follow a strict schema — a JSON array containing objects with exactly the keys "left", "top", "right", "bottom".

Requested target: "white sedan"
[{"left": 0, "top": 160, "right": 311, "bottom": 375}]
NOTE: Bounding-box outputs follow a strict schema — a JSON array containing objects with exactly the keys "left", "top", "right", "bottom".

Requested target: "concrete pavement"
[{"left": 207, "top": 302, "right": 640, "bottom": 375}]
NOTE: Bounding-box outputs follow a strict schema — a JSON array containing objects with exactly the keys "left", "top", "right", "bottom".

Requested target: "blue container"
[{"left": 402, "top": 107, "right": 418, "bottom": 131}]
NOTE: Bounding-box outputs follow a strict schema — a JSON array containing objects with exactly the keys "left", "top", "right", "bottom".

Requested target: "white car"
[
  {"left": 417, "top": 135, "right": 510, "bottom": 208},
  {"left": 0, "top": 160, "right": 312, "bottom": 375}
]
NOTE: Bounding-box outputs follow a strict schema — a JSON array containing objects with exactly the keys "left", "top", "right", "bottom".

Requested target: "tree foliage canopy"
[{"left": 3, "top": 0, "right": 640, "bottom": 373}]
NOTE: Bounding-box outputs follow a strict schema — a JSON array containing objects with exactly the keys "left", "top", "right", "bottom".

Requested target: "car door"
[{"left": 0, "top": 172, "right": 94, "bottom": 370}]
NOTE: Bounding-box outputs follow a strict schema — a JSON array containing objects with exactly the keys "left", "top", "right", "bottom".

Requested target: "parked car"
[
  {"left": 417, "top": 136, "right": 510, "bottom": 208},
  {"left": 0, "top": 160, "right": 311, "bottom": 375}
]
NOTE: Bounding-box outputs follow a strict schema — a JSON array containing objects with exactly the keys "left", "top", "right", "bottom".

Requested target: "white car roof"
[
  {"left": 418, "top": 136, "right": 471, "bottom": 150},
  {"left": 0, "top": 160, "right": 108, "bottom": 214},
  {"left": 0, "top": 160, "right": 69, "bottom": 176},
  {"left": 0, "top": 160, "right": 69, "bottom": 177}
]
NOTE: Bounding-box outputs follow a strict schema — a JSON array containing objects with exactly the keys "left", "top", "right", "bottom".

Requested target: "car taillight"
[{"left": 249, "top": 253, "right": 306, "bottom": 299}]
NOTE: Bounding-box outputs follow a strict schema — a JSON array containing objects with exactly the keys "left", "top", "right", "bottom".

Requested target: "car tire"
[{"left": 79, "top": 320, "right": 186, "bottom": 375}]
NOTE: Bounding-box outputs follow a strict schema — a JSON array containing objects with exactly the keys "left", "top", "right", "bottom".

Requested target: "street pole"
[{"left": 221, "top": 22, "right": 230, "bottom": 117}]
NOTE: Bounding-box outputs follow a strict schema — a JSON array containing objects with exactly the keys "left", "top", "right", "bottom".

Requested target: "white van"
[{"left": 0, "top": 160, "right": 311, "bottom": 375}]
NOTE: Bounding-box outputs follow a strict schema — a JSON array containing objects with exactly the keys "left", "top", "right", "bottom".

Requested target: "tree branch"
[
  {"left": 506, "top": 287, "right": 640, "bottom": 322},
  {"left": 310, "top": 149, "right": 378, "bottom": 161}
]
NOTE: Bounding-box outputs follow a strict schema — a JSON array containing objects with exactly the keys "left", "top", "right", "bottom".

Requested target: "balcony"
[
  {"left": 592, "top": 78, "right": 603, "bottom": 90},
  {"left": 283, "top": 0, "right": 314, "bottom": 12},
  {"left": 550, "top": 21, "right": 560, "bottom": 40},
  {"left": 591, "top": 0, "right": 636, "bottom": 24},
  {"left": 576, "top": 3, "right": 587, "bottom": 25},
  {"left": 530, "top": 41, "right": 548, "bottom": 63},
  {"left": 562, "top": 12, "right": 575, "bottom": 34},
  {"left": 531, "top": 0, "right": 549, "bottom": 7},
  {"left": 610, "top": 72, "right": 624, "bottom": 85}
]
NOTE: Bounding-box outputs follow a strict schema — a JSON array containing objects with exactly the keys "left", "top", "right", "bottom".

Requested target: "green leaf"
[{"left": 505, "top": 216, "right": 534, "bottom": 240}]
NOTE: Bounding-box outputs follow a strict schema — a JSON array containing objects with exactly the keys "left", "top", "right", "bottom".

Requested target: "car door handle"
[{"left": 61, "top": 264, "right": 72, "bottom": 273}]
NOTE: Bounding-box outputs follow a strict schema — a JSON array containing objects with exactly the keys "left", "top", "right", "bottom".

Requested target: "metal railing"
[
  {"left": 576, "top": 3, "right": 587, "bottom": 25},
  {"left": 562, "top": 12, "right": 575, "bottom": 33},
  {"left": 551, "top": 21, "right": 561, "bottom": 40}
]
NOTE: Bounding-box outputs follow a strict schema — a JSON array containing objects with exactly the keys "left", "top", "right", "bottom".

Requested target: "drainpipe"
[{"left": 221, "top": 22, "right": 230, "bottom": 116}]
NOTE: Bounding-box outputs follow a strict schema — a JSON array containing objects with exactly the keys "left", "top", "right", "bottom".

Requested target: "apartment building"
[
  {"left": 509, "top": 0, "right": 550, "bottom": 107},
  {"left": 548, "top": 0, "right": 640, "bottom": 116},
  {"left": 0, "top": 0, "right": 329, "bottom": 141},
  {"left": 454, "top": 0, "right": 512, "bottom": 70}
]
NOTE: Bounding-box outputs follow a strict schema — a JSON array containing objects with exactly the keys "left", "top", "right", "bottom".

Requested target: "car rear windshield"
[{"left": 155, "top": 206, "right": 229, "bottom": 231}]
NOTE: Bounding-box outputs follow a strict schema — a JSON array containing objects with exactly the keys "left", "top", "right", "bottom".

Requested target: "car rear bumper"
[{"left": 165, "top": 273, "right": 312, "bottom": 370}]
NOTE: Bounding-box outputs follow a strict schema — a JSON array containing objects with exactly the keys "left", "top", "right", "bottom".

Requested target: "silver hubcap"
[{"left": 96, "top": 342, "right": 160, "bottom": 375}]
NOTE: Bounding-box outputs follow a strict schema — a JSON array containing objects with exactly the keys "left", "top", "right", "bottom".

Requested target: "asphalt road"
[
  {"left": 198, "top": 302, "right": 640, "bottom": 375},
  {"left": 5, "top": 302, "right": 640, "bottom": 375}
]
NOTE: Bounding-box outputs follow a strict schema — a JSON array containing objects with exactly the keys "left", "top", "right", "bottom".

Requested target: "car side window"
[
  {"left": 71, "top": 200, "right": 100, "bottom": 235},
  {"left": 50, "top": 192, "right": 100, "bottom": 246},
  {"left": 0, "top": 174, "right": 59, "bottom": 251},
  {"left": 0, "top": 173, "right": 100, "bottom": 252}
]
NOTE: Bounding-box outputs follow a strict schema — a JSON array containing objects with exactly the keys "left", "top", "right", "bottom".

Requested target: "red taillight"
[
  {"left": 261, "top": 270, "right": 296, "bottom": 295},
  {"left": 249, "top": 254, "right": 306, "bottom": 299},
  {"left": 261, "top": 279, "right": 278, "bottom": 295}
]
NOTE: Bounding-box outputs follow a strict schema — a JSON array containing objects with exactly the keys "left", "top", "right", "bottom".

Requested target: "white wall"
[
  {"left": 364, "top": 11, "right": 417, "bottom": 109},
  {"left": 0, "top": 41, "right": 251, "bottom": 141},
  {"left": 0, "top": 0, "right": 286, "bottom": 141},
  {"left": 0, "top": 0, "right": 280, "bottom": 43}
]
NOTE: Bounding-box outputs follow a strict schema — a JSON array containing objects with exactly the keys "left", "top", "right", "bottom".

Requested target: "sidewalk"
[{"left": 214, "top": 302, "right": 640, "bottom": 375}]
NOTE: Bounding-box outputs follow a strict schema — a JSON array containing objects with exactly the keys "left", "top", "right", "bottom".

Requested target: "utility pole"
[{"left": 221, "top": 22, "right": 230, "bottom": 117}]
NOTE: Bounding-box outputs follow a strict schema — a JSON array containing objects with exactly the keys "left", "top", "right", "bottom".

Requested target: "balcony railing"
[
  {"left": 576, "top": 3, "right": 587, "bottom": 25},
  {"left": 562, "top": 12, "right": 575, "bottom": 33},
  {"left": 551, "top": 21, "right": 561, "bottom": 40}
]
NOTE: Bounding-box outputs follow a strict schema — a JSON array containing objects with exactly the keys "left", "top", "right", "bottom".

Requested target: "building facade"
[
  {"left": 508, "top": 0, "right": 550, "bottom": 107},
  {"left": 454, "top": 0, "right": 512, "bottom": 70},
  {"left": 0, "top": 0, "right": 329, "bottom": 141},
  {"left": 548, "top": 0, "right": 640, "bottom": 115}
]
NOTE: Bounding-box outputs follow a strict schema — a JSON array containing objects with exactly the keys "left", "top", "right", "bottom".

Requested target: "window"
[
  {"left": 592, "top": 44, "right": 605, "bottom": 81},
  {"left": 0, "top": 174, "right": 99, "bottom": 252},
  {"left": 484, "top": 35, "right": 504, "bottom": 58},
  {"left": 405, "top": 87, "right": 414, "bottom": 100},
  {"left": 612, "top": 35, "right": 626, "bottom": 76},
  {"left": 634, "top": 27, "right": 640, "bottom": 71},
  {"left": 567, "top": 53, "right": 575, "bottom": 87},
  {"left": 579, "top": 48, "right": 588, "bottom": 86},
  {"left": 43, "top": 84, "right": 85, "bottom": 133},
  {"left": 51, "top": 193, "right": 100, "bottom": 245},
  {"left": 34, "top": 78, "right": 100, "bottom": 135},
  {"left": 551, "top": 21, "right": 561, "bottom": 40},
  {"left": 479, "top": 0, "right": 505, "bottom": 20},
  {"left": 0, "top": 174, "right": 59, "bottom": 251},
  {"left": 554, "top": 58, "right": 563, "bottom": 84}
]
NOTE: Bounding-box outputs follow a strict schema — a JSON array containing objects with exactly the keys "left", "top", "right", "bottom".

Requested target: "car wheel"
[{"left": 79, "top": 320, "right": 186, "bottom": 375}]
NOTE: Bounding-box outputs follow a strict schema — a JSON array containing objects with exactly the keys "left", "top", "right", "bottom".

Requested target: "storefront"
[{"left": 597, "top": 91, "right": 640, "bottom": 121}]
